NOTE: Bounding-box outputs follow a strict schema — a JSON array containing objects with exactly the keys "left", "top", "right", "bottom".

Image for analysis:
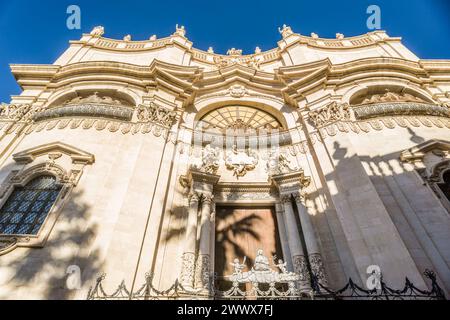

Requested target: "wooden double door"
[{"left": 214, "top": 205, "right": 283, "bottom": 286}]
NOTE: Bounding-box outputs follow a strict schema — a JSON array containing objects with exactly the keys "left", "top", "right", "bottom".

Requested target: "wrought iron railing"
[{"left": 87, "top": 269, "right": 446, "bottom": 300}]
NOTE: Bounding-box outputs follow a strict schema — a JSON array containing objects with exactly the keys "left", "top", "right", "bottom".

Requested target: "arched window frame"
[{"left": 0, "top": 142, "right": 94, "bottom": 256}]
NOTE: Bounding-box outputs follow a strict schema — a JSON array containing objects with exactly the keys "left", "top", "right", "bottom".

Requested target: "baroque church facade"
[{"left": 0, "top": 25, "right": 449, "bottom": 299}]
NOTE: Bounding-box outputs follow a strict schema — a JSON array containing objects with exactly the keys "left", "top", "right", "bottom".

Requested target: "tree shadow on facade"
[
  {"left": 1, "top": 188, "right": 102, "bottom": 300},
  {"left": 320, "top": 133, "right": 450, "bottom": 295},
  {"left": 215, "top": 213, "right": 262, "bottom": 271},
  {"left": 163, "top": 205, "right": 262, "bottom": 272}
]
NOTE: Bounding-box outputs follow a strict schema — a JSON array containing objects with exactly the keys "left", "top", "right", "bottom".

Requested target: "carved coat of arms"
[{"left": 225, "top": 146, "right": 258, "bottom": 178}]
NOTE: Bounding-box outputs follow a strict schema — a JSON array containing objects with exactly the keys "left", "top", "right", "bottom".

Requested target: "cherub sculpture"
[{"left": 230, "top": 257, "right": 247, "bottom": 276}]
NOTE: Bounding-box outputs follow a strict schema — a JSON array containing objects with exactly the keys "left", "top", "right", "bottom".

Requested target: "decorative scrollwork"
[
  {"left": 180, "top": 252, "right": 196, "bottom": 288},
  {"left": 194, "top": 254, "right": 211, "bottom": 291},
  {"left": 225, "top": 145, "right": 258, "bottom": 178},
  {"left": 309, "top": 102, "right": 351, "bottom": 127},
  {"left": 136, "top": 103, "right": 177, "bottom": 128},
  {"left": 87, "top": 269, "right": 445, "bottom": 300},
  {"left": 309, "top": 253, "right": 328, "bottom": 287},
  {"left": 0, "top": 104, "right": 31, "bottom": 121}
]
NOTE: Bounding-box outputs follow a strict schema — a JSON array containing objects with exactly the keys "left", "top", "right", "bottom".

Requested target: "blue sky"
[{"left": 0, "top": 0, "right": 449, "bottom": 102}]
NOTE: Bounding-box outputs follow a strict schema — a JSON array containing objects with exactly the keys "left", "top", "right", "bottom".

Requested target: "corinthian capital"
[
  {"left": 188, "top": 192, "right": 200, "bottom": 204},
  {"left": 201, "top": 194, "right": 214, "bottom": 204},
  {"left": 280, "top": 194, "right": 292, "bottom": 204}
]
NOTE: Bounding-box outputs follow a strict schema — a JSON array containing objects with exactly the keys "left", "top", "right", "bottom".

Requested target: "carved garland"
[{"left": 0, "top": 102, "right": 179, "bottom": 141}]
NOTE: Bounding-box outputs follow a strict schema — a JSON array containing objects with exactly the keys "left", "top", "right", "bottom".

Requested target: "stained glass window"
[
  {"left": 198, "top": 105, "right": 282, "bottom": 132},
  {"left": 0, "top": 175, "right": 62, "bottom": 235}
]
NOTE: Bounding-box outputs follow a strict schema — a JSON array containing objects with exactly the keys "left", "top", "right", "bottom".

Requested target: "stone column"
[
  {"left": 195, "top": 194, "right": 213, "bottom": 291},
  {"left": 280, "top": 194, "right": 311, "bottom": 292},
  {"left": 180, "top": 192, "right": 200, "bottom": 288},
  {"left": 293, "top": 192, "right": 328, "bottom": 286}
]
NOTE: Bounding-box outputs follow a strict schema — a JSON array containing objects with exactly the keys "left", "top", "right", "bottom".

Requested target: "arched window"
[
  {"left": 438, "top": 170, "right": 450, "bottom": 203},
  {"left": 0, "top": 175, "right": 62, "bottom": 235},
  {"left": 197, "top": 105, "right": 282, "bottom": 133}
]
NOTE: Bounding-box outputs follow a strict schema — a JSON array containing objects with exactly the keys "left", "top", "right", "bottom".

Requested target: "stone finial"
[
  {"left": 255, "top": 46, "right": 262, "bottom": 54},
  {"left": 311, "top": 32, "right": 319, "bottom": 39},
  {"left": 175, "top": 24, "right": 186, "bottom": 37},
  {"left": 336, "top": 33, "right": 345, "bottom": 40},
  {"left": 278, "top": 24, "right": 294, "bottom": 38},
  {"left": 90, "top": 26, "right": 105, "bottom": 37},
  {"left": 123, "top": 34, "right": 132, "bottom": 41},
  {"left": 149, "top": 35, "right": 157, "bottom": 41},
  {"left": 207, "top": 47, "right": 214, "bottom": 54}
]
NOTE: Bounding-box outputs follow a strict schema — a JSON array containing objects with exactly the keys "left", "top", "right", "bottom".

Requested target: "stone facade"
[{"left": 0, "top": 25, "right": 449, "bottom": 299}]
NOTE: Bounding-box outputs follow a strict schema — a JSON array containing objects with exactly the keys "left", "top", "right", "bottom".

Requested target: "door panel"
[{"left": 214, "top": 206, "right": 283, "bottom": 288}]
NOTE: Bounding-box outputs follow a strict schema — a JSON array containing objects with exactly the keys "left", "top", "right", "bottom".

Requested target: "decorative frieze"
[
  {"left": 309, "top": 253, "right": 328, "bottom": 287},
  {"left": 309, "top": 102, "right": 351, "bottom": 127},
  {"left": 214, "top": 183, "right": 277, "bottom": 203},
  {"left": 180, "top": 252, "right": 196, "bottom": 288},
  {"left": 0, "top": 103, "right": 31, "bottom": 121},
  {"left": 136, "top": 103, "right": 177, "bottom": 128},
  {"left": 353, "top": 102, "right": 450, "bottom": 120},
  {"left": 292, "top": 255, "right": 310, "bottom": 283},
  {"left": 194, "top": 254, "right": 211, "bottom": 291},
  {"left": 32, "top": 104, "right": 133, "bottom": 122},
  {"left": 360, "top": 91, "right": 427, "bottom": 105},
  {"left": 266, "top": 150, "right": 298, "bottom": 175},
  {"left": 190, "top": 144, "right": 221, "bottom": 175}
]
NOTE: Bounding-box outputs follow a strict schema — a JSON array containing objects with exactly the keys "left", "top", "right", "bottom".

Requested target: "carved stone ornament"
[
  {"left": 227, "top": 48, "right": 242, "bottom": 56},
  {"left": 195, "top": 254, "right": 211, "bottom": 290},
  {"left": 174, "top": 24, "right": 186, "bottom": 37},
  {"left": 135, "top": 103, "right": 177, "bottom": 128},
  {"left": 0, "top": 237, "right": 19, "bottom": 256},
  {"left": 64, "top": 92, "right": 124, "bottom": 106},
  {"left": 309, "top": 253, "right": 328, "bottom": 286},
  {"left": 278, "top": 24, "right": 294, "bottom": 38},
  {"left": 213, "top": 55, "right": 261, "bottom": 70},
  {"left": 225, "top": 145, "right": 258, "bottom": 178},
  {"left": 266, "top": 150, "right": 298, "bottom": 175},
  {"left": 180, "top": 252, "right": 196, "bottom": 287},
  {"left": 309, "top": 102, "right": 351, "bottom": 127},
  {"left": 0, "top": 103, "right": 31, "bottom": 121},
  {"left": 361, "top": 91, "right": 425, "bottom": 105},
  {"left": 90, "top": 26, "right": 105, "bottom": 37},
  {"left": 228, "top": 85, "right": 248, "bottom": 98},
  {"left": 226, "top": 249, "right": 300, "bottom": 284},
  {"left": 189, "top": 144, "right": 221, "bottom": 175},
  {"left": 354, "top": 102, "right": 450, "bottom": 120},
  {"left": 292, "top": 255, "right": 310, "bottom": 282}
]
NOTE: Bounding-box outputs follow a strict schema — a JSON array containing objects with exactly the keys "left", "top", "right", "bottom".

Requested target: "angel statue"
[
  {"left": 230, "top": 257, "right": 247, "bottom": 276},
  {"left": 273, "top": 255, "right": 288, "bottom": 274}
]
